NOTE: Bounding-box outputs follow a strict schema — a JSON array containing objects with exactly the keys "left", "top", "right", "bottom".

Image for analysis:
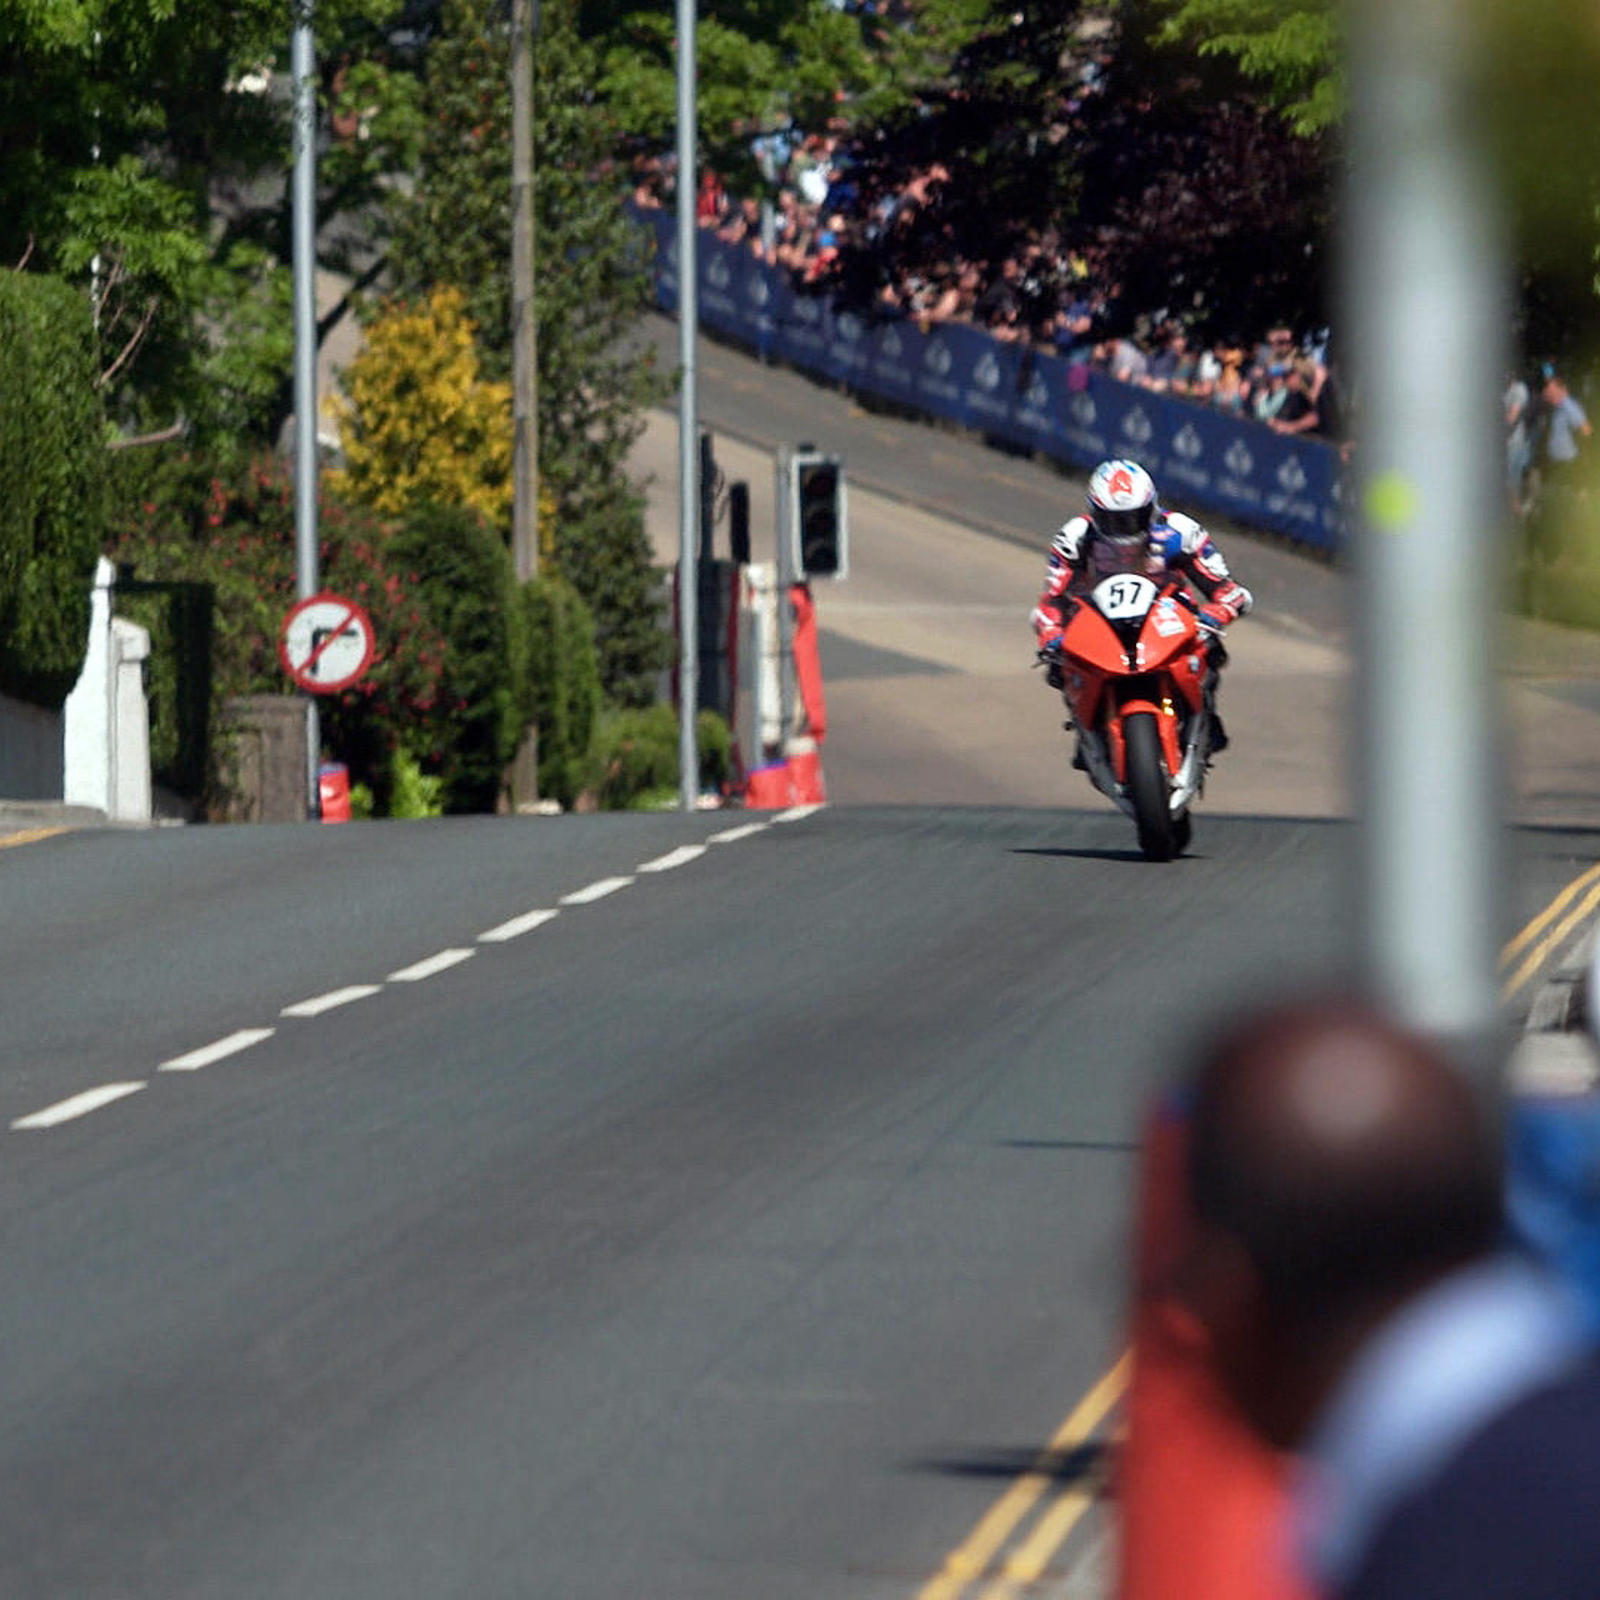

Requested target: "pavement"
[{"left": 0, "top": 801, "right": 108, "bottom": 841}]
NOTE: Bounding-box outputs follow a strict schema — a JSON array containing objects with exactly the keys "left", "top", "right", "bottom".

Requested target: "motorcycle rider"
[{"left": 1032, "top": 458, "right": 1252, "bottom": 755}]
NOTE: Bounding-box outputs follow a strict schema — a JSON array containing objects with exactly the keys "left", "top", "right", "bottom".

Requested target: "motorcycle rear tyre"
[{"left": 1125, "top": 713, "right": 1175, "bottom": 862}]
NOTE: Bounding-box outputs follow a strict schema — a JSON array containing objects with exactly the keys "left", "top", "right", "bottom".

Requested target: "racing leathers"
[{"left": 1031, "top": 509, "right": 1252, "bottom": 753}]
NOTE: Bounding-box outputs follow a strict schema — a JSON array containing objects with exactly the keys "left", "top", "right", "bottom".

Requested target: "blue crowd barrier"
[{"left": 635, "top": 206, "right": 1345, "bottom": 552}]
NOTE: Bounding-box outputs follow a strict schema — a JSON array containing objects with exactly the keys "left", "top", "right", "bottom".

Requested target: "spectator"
[
  {"left": 1271, "top": 361, "right": 1322, "bottom": 437},
  {"left": 976, "top": 257, "right": 1024, "bottom": 328},
  {"left": 1210, "top": 347, "right": 1250, "bottom": 415},
  {"left": 1182, "top": 998, "right": 1599, "bottom": 1600},
  {"left": 1143, "top": 327, "right": 1189, "bottom": 393},
  {"left": 1054, "top": 293, "right": 1097, "bottom": 363},
  {"left": 1253, "top": 325, "right": 1297, "bottom": 383},
  {"left": 695, "top": 168, "right": 727, "bottom": 225},
  {"left": 1253, "top": 364, "right": 1290, "bottom": 425},
  {"left": 1505, "top": 371, "right": 1532, "bottom": 516},
  {"left": 1539, "top": 364, "right": 1591, "bottom": 492},
  {"left": 1111, "top": 329, "right": 1150, "bottom": 386}
]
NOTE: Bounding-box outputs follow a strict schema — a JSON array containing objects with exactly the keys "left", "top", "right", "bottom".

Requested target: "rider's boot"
[{"left": 1203, "top": 683, "right": 1229, "bottom": 755}]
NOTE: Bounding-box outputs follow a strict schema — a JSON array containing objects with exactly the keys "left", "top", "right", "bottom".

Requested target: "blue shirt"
[
  {"left": 1547, "top": 395, "right": 1589, "bottom": 462},
  {"left": 1297, "top": 1254, "right": 1591, "bottom": 1594}
]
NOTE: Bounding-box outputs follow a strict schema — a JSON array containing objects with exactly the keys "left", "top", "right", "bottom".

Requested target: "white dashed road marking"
[
  {"left": 159, "top": 1028, "right": 276, "bottom": 1073},
  {"left": 15, "top": 810, "right": 828, "bottom": 1134},
  {"left": 478, "top": 909, "right": 560, "bottom": 944},
  {"left": 560, "top": 876, "right": 634, "bottom": 906},
  {"left": 707, "top": 822, "right": 769, "bottom": 844},
  {"left": 13, "top": 1082, "right": 147, "bottom": 1130},
  {"left": 774, "top": 805, "right": 823, "bottom": 824},
  {"left": 388, "top": 948, "right": 475, "bottom": 983},
  {"left": 281, "top": 985, "right": 383, "bottom": 1019},
  {"left": 637, "top": 845, "right": 706, "bottom": 874}
]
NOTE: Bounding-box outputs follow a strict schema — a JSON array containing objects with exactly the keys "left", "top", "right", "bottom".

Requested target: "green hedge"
[
  {"left": 0, "top": 273, "right": 105, "bottom": 707},
  {"left": 390, "top": 501, "right": 524, "bottom": 813},
  {"left": 521, "top": 574, "right": 602, "bottom": 808},
  {"left": 582, "top": 704, "right": 732, "bottom": 809}
]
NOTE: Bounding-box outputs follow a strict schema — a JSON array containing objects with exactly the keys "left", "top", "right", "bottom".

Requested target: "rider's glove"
[
  {"left": 1196, "top": 604, "right": 1231, "bottom": 636},
  {"left": 1037, "top": 639, "right": 1066, "bottom": 690}
]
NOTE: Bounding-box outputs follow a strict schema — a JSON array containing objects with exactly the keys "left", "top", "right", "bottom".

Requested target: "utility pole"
[
  {"left": 1346, "top": 0, "right": 1505, "bottom": 1070},
  {"left": 675, "top": 0, "right": 699, "bottom": 812},
  {"left": 511, "top": 0, "right": 539, "bottom": 583},
  {"left": 291, "top": 0, "right": 321, "bottom": 818}
]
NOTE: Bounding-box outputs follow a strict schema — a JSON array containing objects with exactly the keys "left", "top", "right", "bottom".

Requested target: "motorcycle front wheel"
[{"left": 1124, "top": 712, "right": 1175, "bottom": 862}]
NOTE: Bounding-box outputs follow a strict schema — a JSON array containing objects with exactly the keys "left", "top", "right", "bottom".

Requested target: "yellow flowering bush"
[{"left": 329, "top": 285, "right": 513, "bottom": 529}]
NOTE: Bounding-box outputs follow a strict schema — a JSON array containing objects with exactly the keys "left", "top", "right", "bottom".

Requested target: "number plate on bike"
[{"left": 1092, "top": 574, "right": 1158, "bottom": 619}]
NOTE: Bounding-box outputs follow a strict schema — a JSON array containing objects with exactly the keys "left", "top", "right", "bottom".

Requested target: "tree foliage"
[
  {"left": 521, "top": 574, "right": 602, "bottom": 806},
  {"left": 587, "top": 0, "right": 989, "bottom": 183},
  {"left": 388, "top": 499, "right": 525, "bottom": 811},
  {"left": 1074, "top": 8, "right": 1333, "bottom": 336},
  {"left": 0, "top": 272, "right": 105, "bottom": 707},
  {"left": 329, "top": 285, "right": 515, "bottom": 529},
  {"left": 0, "top": 0, "right": 420, "bottom": 442},
  {"left": 389, "top": 0, "right": 669, "bottom": 702},
  {"left": 1154, "top": 0, "right": 1340, "bottom": 137}
]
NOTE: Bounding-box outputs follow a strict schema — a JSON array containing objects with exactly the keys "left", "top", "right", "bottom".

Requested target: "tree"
[
  {"left": 586, "top": 0, "right": 989, "bottom": 186},
  {"left": 1072, "top": 6, "right": 1334, "bottom": 338},
  {"left": 0, "top": 0, "right": 422, "bottom": 446},
  {"left": 329, "top": 286, "right": 515, "bottom": 529},
  {"left": 389, "top": 0, "right": 668, "bottom": 702},
  {"left": 1154, "top": 0, "right": 1340, "bottom": 137},
  {"left": 0, "top": 273, "right": 106, "bottom": 707}
]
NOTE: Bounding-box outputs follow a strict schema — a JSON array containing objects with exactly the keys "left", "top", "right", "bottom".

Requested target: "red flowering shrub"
[{"left": 107, "top": 449, "right": 453, "bottom": 813}]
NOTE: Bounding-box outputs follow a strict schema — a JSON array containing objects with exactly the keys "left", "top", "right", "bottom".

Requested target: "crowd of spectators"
[{"left": 633, "top": 134, "right": 1347, "bottom": 441}]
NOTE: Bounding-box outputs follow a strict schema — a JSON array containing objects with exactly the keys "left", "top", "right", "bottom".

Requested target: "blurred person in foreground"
[{"left": 1182, "top": 1000, "right": 1600, "bottom": 1600}]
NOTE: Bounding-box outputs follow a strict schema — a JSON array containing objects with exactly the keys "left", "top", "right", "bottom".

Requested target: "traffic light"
[{"left": 790, "top": 452, "right": 848, "bottom": 580}]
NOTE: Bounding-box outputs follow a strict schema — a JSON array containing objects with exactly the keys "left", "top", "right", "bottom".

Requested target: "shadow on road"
[
  {"left": 998, "top": 1137, "right": 1140, "bottom": 1155},
  {"left": 1010, "top": 844, "right": 1192, "bottom": 864},
  {"left": 913, "top": 1440, "right": 1109, "bottom": 1486}
]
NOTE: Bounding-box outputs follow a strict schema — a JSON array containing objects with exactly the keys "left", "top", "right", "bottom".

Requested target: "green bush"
[
  {"left": 389, "top": 500, "right": 523, "bottom": 813},
  {"left": 551, "top": 477, "right": 670, "bottom": 707},
  {"left": 582, "top": 703, "right": 732, "bottom": 810},
  {"left": 387, "top": 747, "right": 445, "bottom": 818},
  {"left": 521, "top": 574, "right": 602, "bottom": 808},
  {"left": 0, "top": 273, "right": 105, "bottom": 707}
]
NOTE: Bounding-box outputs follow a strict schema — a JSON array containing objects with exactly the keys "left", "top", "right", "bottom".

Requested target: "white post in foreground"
[
  {"left": 675, "top": 0, "right": 699, "bottom": 812},
  {"left": 1346, "top": 0, "right": 1505, "bottom": 1068}
]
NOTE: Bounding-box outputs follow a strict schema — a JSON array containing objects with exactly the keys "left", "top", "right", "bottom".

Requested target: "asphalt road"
[{"left": 4, "top": 813, "right": 1596, "bottom": 1596}]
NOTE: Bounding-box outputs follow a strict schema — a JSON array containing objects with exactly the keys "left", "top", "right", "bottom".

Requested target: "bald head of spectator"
[{"left": 1182, "top": 1000, "right": 1503, "bottom": 1451}]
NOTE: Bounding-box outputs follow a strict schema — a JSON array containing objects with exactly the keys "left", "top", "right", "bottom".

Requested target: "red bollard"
[
  {"left": 318, "top": 762, "right": 353, "bottom": 824},
  {"left": 784, "top": 736, "right": 826, "bottom": 805},
  {"left": 744, "top": 762, "right": 792, "bottom": 810},
  {"left": 1118, "top": 1096, "right": 1314, "bottom": 1600}
]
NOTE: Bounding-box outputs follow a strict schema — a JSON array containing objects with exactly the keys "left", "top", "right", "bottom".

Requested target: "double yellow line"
[
  {"left": 1499, "top": 859, "right": 1600, "bottom": 1001},
  {"left": 918, "top": 1354, "right": 1128, "bottom": 1600},
  {"left": 921, "top": 857, "right": 1600, "bottom": 1598}
]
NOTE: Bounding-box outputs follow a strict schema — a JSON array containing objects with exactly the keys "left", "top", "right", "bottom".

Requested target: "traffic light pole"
[{"left": 775, "top": 445, "right": 796, "bottom": 743}]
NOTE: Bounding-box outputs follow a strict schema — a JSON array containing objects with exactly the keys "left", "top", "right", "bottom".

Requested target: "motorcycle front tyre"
[{"left": 1125, "top": 712, "right": 1177, "bottom": 862}]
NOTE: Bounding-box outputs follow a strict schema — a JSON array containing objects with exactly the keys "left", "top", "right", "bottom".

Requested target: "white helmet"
[{"left": 1086, "top": 459, "right": 1157, "bottom": 545}]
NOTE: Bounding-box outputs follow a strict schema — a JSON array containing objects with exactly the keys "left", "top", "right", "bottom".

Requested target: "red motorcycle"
[{"left": 1053, "top": 554, "right": 1215, "bottom": 861}]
